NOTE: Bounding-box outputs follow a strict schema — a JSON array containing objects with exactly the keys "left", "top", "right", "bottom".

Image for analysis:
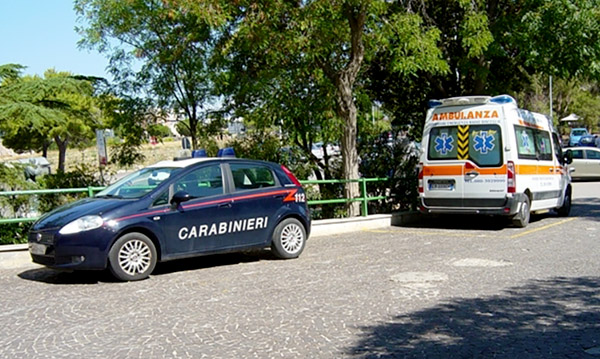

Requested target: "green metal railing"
[{"left": 0, "top": 178, "right": 388, "bottom": 225}]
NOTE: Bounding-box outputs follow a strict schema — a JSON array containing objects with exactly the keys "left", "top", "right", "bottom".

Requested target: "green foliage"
[
  {"left": 358, "top": 131, "right": 420, "bottom": 212},
  {"left": 75, "top": 0, "right": 220, "bottom": 150},
  {"left": 36, "top": 164, "right": 104, "bottom": 214},
  {"left": 0, "top": 162, "right": 40, "bottom": 220},
  {"left": 0, "top": 222, "right": 31, "bottom": 245}
]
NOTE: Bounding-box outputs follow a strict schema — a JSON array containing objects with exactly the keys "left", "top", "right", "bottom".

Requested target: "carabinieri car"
[{"left": 28, "top": 156, "right": 311, "bottom": 281}]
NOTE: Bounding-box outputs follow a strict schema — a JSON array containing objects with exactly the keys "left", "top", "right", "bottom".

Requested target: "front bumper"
[
  {"left": 28, "top": 228, "right": 113, "bottom": 270},
  {"left": 419, "top": 193, "right": 527, "bottom": 216}
]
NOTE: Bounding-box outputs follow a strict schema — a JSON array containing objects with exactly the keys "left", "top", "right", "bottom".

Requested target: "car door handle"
[{"left": 218, "top": 202, "right": 232, "bottom": 209}]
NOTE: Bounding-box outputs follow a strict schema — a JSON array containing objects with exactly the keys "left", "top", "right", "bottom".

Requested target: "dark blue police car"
[{"left": 28, "top": 156, "right": 311, "bottom": 281}]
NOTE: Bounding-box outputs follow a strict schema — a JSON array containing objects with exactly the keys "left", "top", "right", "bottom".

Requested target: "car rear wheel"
[
  {"left": 271, "top": 218, "right": 306, "bottom": 259},
  {"left": 512, "top": 196, "right": 530, "bottom": 228},
  {"left": 108, "top": 233, "right": 157, "bottom": 281}
]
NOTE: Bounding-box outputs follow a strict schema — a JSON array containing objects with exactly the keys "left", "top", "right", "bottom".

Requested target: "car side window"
[
  {"left": 152, "top": 190, "right": 169, "bottom": 207},
  {"left": 585, "top": 150, "right": 600, "bottom": 160},
  {"left": 173, "top": 164, "right": 223, "bottom": 198},
  {"left": 571, "top": 149, "right": 584, "bottom": 159},
  {"left": 230, "top": 163, "right": 276, "bottom": 191}
]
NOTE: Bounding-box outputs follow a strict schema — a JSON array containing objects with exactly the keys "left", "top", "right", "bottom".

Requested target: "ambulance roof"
[{"left": 428, "top": 95, "right": 516, "bottom": 108}]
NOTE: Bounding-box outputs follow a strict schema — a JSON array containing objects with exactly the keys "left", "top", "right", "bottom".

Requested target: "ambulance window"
[
  {"left": 552, "top": 133, "right": 563, "bottom": 163},
  {"left": 468, "top": 125, "right": 502, "bottom": 167},
  {"left": 173, "top": 165, "right": 223, "bottom": 198},
  {"left": 428, "top": 127, "right": 458, "bottom": 160},
  {"left": 535, "top": 131, "right": 552, "bottom": 161},
  {"left": 515, "top": 126, "right": 536, "bottom": 159},
  {"left": 230, "top": 163, "right": 276, "bottom": 191}
]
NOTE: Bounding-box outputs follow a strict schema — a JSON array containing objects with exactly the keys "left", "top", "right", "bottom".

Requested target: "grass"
[{"left": 2, "top": 139, "right": 184, "bottom": 177}]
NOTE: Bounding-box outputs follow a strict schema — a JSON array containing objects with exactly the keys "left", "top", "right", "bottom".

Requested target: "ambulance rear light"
[
  {"left": 418, "top": 163, "right": 424, "bottom": 193},
  {"left": 281, "top": 165, "right": 302, "bottom": 187},
  {"left": 507, "top": 161, "right": 516, "bottom": 193},
  {"left": 490, "top": 95, "right": 516, "bottom": 105}
]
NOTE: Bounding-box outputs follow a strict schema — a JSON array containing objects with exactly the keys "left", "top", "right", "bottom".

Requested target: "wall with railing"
[{"left": 0, "top": 178, "right": 389, "bottom": 226}]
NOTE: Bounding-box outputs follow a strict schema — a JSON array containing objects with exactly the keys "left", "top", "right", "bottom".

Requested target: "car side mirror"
[
  {"left": 171, "top": 190, "right": 191, "bottom": 206},
  {"left": 563, "top": 149, "right": 573, "bottom": 165}
]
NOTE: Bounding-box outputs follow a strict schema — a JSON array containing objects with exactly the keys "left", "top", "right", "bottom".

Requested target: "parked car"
[
  {"left": 565, "top": 147, "right": 600, "bottom": 180},
  {"left": 569, "top": 128, "right": 589, "bottom": 146},
  {"left": 29, "top": 153, "right": 311, "bottom": 281},
  {"left": 575, "top": 134, "right": 598, "bottom": 147}
]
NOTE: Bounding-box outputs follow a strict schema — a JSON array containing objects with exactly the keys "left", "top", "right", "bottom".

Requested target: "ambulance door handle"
[{"left": 465, "top": 171, "right": 479, "bottom": 179}]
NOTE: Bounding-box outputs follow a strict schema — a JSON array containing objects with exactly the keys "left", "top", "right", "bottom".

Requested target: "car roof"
[{"left": 147, "top": 157, "right": 270, "bottom": 169}]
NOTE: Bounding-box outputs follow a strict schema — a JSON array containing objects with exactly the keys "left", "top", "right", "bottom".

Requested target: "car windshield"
[
  {"left": 96, "top": 167, "right": 181, "bottom": 199},
  {"left": 572, "top": 129, "right": 588, "bottom": 136}
]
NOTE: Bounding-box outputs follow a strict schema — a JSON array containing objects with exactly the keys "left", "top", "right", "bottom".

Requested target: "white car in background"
[{"left": 565, "top": 147, "right": 600, "bottom": 180}]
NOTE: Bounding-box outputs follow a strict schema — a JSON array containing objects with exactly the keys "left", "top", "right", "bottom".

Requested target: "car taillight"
[
  {"left": 418, "top": 163, "right": 424, "bottom": 193},
  {"left": 507, "top": 161, "right": 516, "bottom": 193},
  {"left": 281, "top": 165, "right": 302, "bottom": 187}
]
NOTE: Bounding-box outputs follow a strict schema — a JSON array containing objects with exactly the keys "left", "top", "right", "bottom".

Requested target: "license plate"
[
  {"left": 30, "top": 243, "right": 47, "bottom": 255},
  {"left": 429, "top": 181, "right": 454, "bottom": 191}
]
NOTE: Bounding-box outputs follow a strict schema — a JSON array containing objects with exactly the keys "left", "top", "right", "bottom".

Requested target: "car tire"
[
  {"left": 108, "top": 232, "right": 157, "bottom": 281},
  {"left": 271, "top": 218, "right": 306, "bottom": 259},
  {"left": 557, "top": 187, "right": 571, "bottom": 217},
  {"left": 512, "top": 196, "right": 531, "bottom": 228}
]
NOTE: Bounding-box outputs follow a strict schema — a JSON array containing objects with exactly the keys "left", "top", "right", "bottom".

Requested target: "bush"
[
  {"left": 359, "top": 131, "right": 420, "bottom": 212},
  {"left": 37, "top": 164, "right": 105, "bottom": 214},
  {"left": 0, "top": 222, "right": 32, "bottom": 245}
]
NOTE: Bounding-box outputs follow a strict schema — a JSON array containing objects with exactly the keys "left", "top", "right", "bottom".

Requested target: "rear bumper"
[{"left": 419, "top": 193, "right": 527, "bottom": 216}]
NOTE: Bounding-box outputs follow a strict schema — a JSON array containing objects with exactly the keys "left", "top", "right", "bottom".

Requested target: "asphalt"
[{"left": 0, "top": 212, "right": 418, "bottom": 270}]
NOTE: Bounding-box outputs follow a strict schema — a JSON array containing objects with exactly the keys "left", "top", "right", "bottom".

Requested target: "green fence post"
[
  {"left": 88, "top": 186, "right": 94, "bottom": 197},
  {"left": 361, "top": 178, "right": 368, "bottom": 217}
]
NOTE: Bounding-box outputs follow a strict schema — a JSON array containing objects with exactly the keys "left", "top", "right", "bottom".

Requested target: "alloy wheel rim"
[
  {"left": 281, "top": 224, "right": 303, "bottom": 254},
  {"left": 118, "top": 239, "right": 152, "bottom": 275}
]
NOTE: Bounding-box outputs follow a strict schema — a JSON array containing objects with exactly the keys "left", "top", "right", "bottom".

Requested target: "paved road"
[{"left": 1, "top": 183, "right": 599, "bottom": 358}]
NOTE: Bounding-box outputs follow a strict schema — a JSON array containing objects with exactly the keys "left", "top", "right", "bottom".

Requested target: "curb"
[{"left": 0, "top": 211, "right": 422, "bottom": 270}]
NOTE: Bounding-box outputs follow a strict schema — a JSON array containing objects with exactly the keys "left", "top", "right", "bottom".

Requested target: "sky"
[{"left": 0, "top": 1, "right": 111, "bottom": 79}]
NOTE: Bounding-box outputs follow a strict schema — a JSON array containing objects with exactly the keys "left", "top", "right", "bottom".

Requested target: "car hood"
[{"left": 33, "top": 197, "right": 128, "bottom": 230}]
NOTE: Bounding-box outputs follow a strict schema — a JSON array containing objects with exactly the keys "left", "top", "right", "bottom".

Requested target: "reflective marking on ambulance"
[{"left": 178, "top": 216, "right": 269, "bottom": 240}]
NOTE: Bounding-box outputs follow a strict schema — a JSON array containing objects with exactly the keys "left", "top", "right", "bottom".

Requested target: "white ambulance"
[{"left": 418, "top": 95, "right": 572, "bottom": 227}]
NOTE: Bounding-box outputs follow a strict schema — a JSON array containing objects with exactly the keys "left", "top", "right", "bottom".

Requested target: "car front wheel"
[
  {"left": 271, "top": 218, "right": 306, "bottom": 259},
  {"left": 108, "top": 232, "right": 157, "bottom": 281}
]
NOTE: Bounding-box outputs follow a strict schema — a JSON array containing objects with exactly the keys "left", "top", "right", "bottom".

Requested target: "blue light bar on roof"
[
  {"left": 490, "top": 95, "right": 516, "bottom": 105},
  {"left": 192, "top": 149, "right": 207, "bottom": 158},
  {"left": 217, "top": 147, "right": 236, "bottom": 157},
  {"left": 428, "top": 100, "right": 443, "bottom": 108}
]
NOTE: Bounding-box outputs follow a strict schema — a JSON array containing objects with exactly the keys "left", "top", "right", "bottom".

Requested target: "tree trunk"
[
  {"left": 336, "top": 73, "right": 361, "bottom": 217},
  {"left": 55, "top": 136, "right": 68, "bottom": 172}
]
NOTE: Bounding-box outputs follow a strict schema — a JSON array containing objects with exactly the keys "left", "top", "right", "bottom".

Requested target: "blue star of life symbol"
[
  {"left": 434, "top": 133, "right": 454, "bottom": 155},
  {"left": 473, "top": 131, "right": 495, "bottom": 154}
]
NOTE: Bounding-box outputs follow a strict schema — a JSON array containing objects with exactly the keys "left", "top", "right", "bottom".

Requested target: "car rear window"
[
  {"left": 427, "top": 124, "right": 502, "bottom": 167},
  {"left": 230, "top": 163, "right": 277, "bottom": 191}
]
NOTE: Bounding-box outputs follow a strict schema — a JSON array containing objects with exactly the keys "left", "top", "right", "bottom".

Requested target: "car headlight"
[{"left": 59, "top": 215, "right": 104, "bottom": 235}]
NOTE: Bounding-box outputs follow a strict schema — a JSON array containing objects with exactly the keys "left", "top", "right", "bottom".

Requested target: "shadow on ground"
[
  {"left": 18, "top": 250, "right": 274, "bottom": 285},
  {"left": 403, "top": 197, "right": 600, "bottom": 230},
  {"left": 349, "top": 277, "right": 600, "bottom": 358}
]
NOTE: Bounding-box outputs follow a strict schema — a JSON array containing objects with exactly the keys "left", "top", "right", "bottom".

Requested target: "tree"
[
  {"left": 367, "top": 0, "right": 600, "bottom": 135},
  {"left": 0, "top": 67, "right": 98, "bottom": 171},
  {"left": 180, "top": 0, "right": 447, "bottom": 216},
  {"left": 75, "top": 0, "right": 221, "bottom": 151}
]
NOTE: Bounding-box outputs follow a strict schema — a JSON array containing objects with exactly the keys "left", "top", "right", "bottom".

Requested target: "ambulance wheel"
[
  {"left": 271, "top": 218, "right": 306, "bottom": 259},
  {"left": 557, "top": 187, "right": 571, "bottom": 217},
  {"left": 512, "top": 196, "right": 530, "bottom": 228},
  {"left": 108, "top": 233, "right": 157, "bottom": 281}
]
